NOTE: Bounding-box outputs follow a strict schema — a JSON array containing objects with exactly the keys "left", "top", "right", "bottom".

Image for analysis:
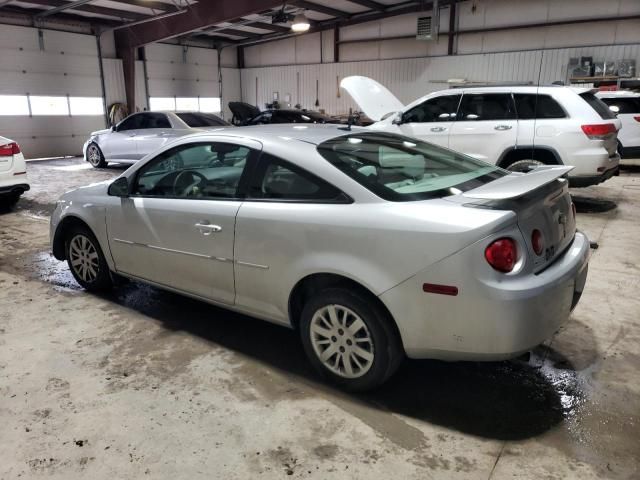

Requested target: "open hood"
[
  {"left": 340, "top": 76, "right": 405, "bottom": 122},
  {"left": 462, "top": 166, "right": 574, "bottom": 200},
  {"left": 228, "top": 102, "right": 261, "bottom": 124}
]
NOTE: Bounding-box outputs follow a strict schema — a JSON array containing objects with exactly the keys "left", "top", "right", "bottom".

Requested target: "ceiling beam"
[
  {"left": 35, "top": 0, "right": 95, "bottom": 18},
  {"left": 106, "top": 0, "right": 179, "bottom": 12},
  {"left": 115, "top": 0, "right": 284, "bottom": 49},
  {"left": 213, "top": 27, "right": 263, "bottom": 38},
  {"left": 19, "top": 0, "right": 147, "bottom": 20},
  {"left": 242, "top": 20, "right": 290, "bottom": 33},
  {"left": 344, "top": 0, "right": 385, "bottom": 12},
  {"left": 233, "top": 1, "right": 442, "bottom": 48},
  {"left": 291, "top": 0, "right": 351, "bottom": 19}
]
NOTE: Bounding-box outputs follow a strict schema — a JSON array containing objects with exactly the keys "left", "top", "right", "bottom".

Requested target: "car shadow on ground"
[{"left": 90, "top": 279, "right": 592, "bottom": 442}]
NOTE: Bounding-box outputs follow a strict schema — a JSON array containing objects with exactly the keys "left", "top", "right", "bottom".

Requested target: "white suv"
[
  {"left": 596, "top": 91, "right": 640, "bottom": 159},
  {"left": 0, "top": 136, "right": 29, "bottom": 206},
  {"left": 342, "top": 77, "right": 621, "bottom": 187}
]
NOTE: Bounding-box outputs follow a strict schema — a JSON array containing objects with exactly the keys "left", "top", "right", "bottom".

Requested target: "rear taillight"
[
  {"left": 581, "top": 123, "right": 617, "bottom": 139},
  {"left": 531, "top": 229, "right": 544, "bottom": 256},
  {"left": 485, "top": 238, "right": 517, "bottom": 273},
  {"left": 0, "top": 142, "right": 20, "bottom": 156},
  {"left": 634, "top": 116, "right": 640, "bottom": 123}
]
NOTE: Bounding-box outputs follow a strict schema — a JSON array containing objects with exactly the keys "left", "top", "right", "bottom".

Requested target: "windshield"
[
  {"left": 176, "top": 112, "right": 228, "bottom": 127},
  {"left": 317, "top": 132, "right": 507, "bottom": 201}
]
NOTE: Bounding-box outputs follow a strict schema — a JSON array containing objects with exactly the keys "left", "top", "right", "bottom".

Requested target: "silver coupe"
[
  {"left": 83, "top": 111, "right": 229, "bottom": 168},
  {"left": 51, "top": 125, "right": 590, "bottom": 390}
]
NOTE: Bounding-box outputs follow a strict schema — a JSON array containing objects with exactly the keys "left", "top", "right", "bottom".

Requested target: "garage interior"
[{"left": 1, "top": 0, "right": 639, "bottom": 478}]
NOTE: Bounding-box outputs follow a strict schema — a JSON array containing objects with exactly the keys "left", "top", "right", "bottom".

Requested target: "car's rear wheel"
[
  {"left": 300, "top": 288, "right": 403, "bottom": 391},
  {"left": 87, "top": 143, "right": 107, "bottom": 168},
  {"left": 506, "top": 159, "right": 545, "bottom": 173},
  {"left": 65, "top": 226, "right": 112, "bottom": 291},
  {"left": 1, "top": 192, "right": 21, "bottom": 207}
]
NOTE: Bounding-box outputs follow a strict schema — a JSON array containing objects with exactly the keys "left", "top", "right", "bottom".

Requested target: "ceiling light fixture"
[{"left": 291, "top": 12, "right": 310, "bottom": 32}]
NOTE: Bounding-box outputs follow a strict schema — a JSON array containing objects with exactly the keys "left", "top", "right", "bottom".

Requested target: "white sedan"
[
  {"left": 84, "top": 111, "right": 229, "bottom": 168},
  {"left": 0, "top": 135, "right": 29, "bottom": 206},
  {"left": 51, "top": 125, "right": 589, "bottom": 390}
]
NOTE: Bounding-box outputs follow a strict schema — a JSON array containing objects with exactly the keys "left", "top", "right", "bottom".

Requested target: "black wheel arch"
[
  {"left": 52, "top": 216, "right": 94, "bottom": 260},
  {"left": 288, "top": 272, "right": 404, "bottom": 351},
  {"left": 497, "top": 146, "right": 563, "bottom": 169}
]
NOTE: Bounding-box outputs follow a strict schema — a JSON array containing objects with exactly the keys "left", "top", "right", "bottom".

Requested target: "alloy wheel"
[
  {"left": 309, "top": 304, "right": 375, "bottom": 379},
  {"left": 87, "top": 145, "right": 101, "bottom": 166},
  {"left": 69, "top": 234, "right": 100, "bottom": 283}
]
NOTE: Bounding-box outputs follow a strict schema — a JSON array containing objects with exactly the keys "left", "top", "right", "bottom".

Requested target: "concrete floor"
[{"left": 1, "top": 158, "right": 639, "bottom": 480}]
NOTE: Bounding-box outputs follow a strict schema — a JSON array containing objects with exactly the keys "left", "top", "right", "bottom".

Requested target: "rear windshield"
[
  {"left": 176, "top": 112, "right": 228, "bottom": 127},
  {"left": 317, "top": 132, "right": 507, "bottom": 201},
  {"left": 580, "top": 92, "right": 617, "bottom": 120},
  {"left": 599, "top": 97, "right": 640, "bottom": 114}
]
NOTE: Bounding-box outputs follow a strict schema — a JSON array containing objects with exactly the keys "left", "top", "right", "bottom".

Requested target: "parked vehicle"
[
  {"left": 596, "top": 90, "right": 640, "bottom": 159},
  {"left": 341, "top": 76, "right": 621, "bottom": 187},
  {"left": 84, "top": 111, "right": 229, "bottom": 168},
  {"left": 229, "top": 101, "right": 342, "bottom": 126},
  {"left": 0, "top": 136, "right": 29, "bottom": 206},
  {"left": 51, "top": 125, "right": 590, "bottom": 391}
]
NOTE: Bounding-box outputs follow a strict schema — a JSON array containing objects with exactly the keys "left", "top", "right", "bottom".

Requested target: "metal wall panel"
[
  {"left": 0, "top": 24, "right": 105, "bottom": 158},
  {"left": 240, "top": 43, "right": 640, "bottom": 116}
]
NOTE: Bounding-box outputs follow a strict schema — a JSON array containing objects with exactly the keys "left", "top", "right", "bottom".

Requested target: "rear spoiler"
[{"left": 463, "top": 166, "right": 574, "bottom": 200}]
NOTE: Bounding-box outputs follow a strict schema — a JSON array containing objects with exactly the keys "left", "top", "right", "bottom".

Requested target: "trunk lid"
[
  {"left": 459, "top": 167, "right": 576, "bottom": 272},
  {"left": 340, "top": 76, "right": 405, "bottom": 122},
  {"left": 228, "top": 102, "right": 261, "bottom": 125}
]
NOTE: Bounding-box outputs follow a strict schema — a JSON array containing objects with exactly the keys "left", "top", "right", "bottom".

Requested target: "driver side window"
[
  {"left": 403, "top": 95, "right": 461, "bottom": 123},
  {"left": 133, "top": 142, "right": 252, "bottom": 200}
]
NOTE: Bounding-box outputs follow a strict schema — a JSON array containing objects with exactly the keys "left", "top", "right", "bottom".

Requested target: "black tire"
[
  {"left": 505, "top": 159, "right": 546, "bottom": 173},
  {"left": 65, "top": 225, "right": 112, "bottom": 292},
  {"left": 1, "top": 192, "right": 21, "bottom": 208},
  {"left": 87, "top": 143, "right": 107, "bottom": 168},
  {"left": 300, "top": 287, "right": 403, "bottom": 392}
]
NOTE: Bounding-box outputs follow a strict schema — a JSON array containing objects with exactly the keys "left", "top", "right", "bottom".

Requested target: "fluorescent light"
[{"left": 291, "top": 13, "right": 310, "bottom": 32}]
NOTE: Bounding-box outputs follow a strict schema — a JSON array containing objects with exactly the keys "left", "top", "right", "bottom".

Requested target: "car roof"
[
  {"left": 450, "top": 85, "right": 592, "bottom": 94},
  {"left": 184, "top": 124, "right": 362, "bottom": 145},
  {"left": 595, "top": 90, "right": 640, "bottom": 98}
]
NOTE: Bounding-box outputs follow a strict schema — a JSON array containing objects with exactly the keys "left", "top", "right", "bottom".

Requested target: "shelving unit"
[{"left": 569, "top": 76, "right": 640, "bottom": 90}]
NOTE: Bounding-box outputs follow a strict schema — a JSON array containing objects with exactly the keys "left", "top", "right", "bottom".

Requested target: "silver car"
[
  {"left": 83, "top": 111, "right": 229, "bottom": 168},
  {"left": 51, "top": 125, "right": 590, "bottom": 391}
]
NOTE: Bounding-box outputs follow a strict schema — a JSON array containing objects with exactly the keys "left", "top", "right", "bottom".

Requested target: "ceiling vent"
[
  {"left": 416, "top": 0, "right": 439, "bottom": 41},
  {"left": 416, "top": 16, "right": 433, "bottom": 40}
]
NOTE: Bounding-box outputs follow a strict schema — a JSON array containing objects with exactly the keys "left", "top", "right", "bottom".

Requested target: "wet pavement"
[{"left": 0, "top": 158, "right": 639, "bottom": 479}]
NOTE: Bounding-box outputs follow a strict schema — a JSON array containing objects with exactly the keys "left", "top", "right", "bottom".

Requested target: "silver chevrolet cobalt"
[{"left": 50, "top": 125, "right": 589, "bottom": 391}]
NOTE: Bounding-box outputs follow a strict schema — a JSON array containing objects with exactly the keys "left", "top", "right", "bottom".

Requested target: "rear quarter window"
[
  {"left": 514, "top": 94, "right": 566, "bottom": 119},
  {"left": 580, "top": 92, "right": 617, "bottom": 120},
  {"left": 599, "top": 97, "right": 640, "bottom": 114}
]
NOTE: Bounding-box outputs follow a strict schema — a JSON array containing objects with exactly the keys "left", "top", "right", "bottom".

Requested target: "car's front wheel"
[
  {"left": 65, "top": 226, "right": 112, "bottom": 291},
  {"left": 87, "top": 143, "right": 107, "bottom": 168},
  {"left": 300, "top": 288, "right": 403, "bottom": 391}
]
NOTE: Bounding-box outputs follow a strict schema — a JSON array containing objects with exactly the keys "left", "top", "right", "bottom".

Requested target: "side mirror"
[
  {"left": 111, "top": 125, "right": 117, "bottom": 132},
  {"left": 108, "top": 177, "right": 129, "bottom": 197},
  {"left": 391, "top": 112, "right": 404, "bottom": 125},
  {"left": 609, "top": 105, "right": 620, "bottom": 114}
]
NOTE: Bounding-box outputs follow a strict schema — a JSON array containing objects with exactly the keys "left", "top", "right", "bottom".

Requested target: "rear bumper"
[
  {"left": 0, "top": 182, "right": 30, "bottom": 196},
  {"left": 381, "top": 230, "right": 590, "bottom": 361},
  {"left": 568, "top": 163, "right": 618, "bottom": 187}
]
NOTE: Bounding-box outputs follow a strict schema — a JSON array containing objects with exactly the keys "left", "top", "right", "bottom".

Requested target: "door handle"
[
  {"left": 494, "top": 125, "right": 513, "bottom": 131},
  {"left": 430, "top": 127, "right": 446, "bottom": 132},
  {"left": 195, "top": 223, "right": 222, "bottom": 235},
  {"left": 128, "top": 134, "right": 137, "bottom": 137}
]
